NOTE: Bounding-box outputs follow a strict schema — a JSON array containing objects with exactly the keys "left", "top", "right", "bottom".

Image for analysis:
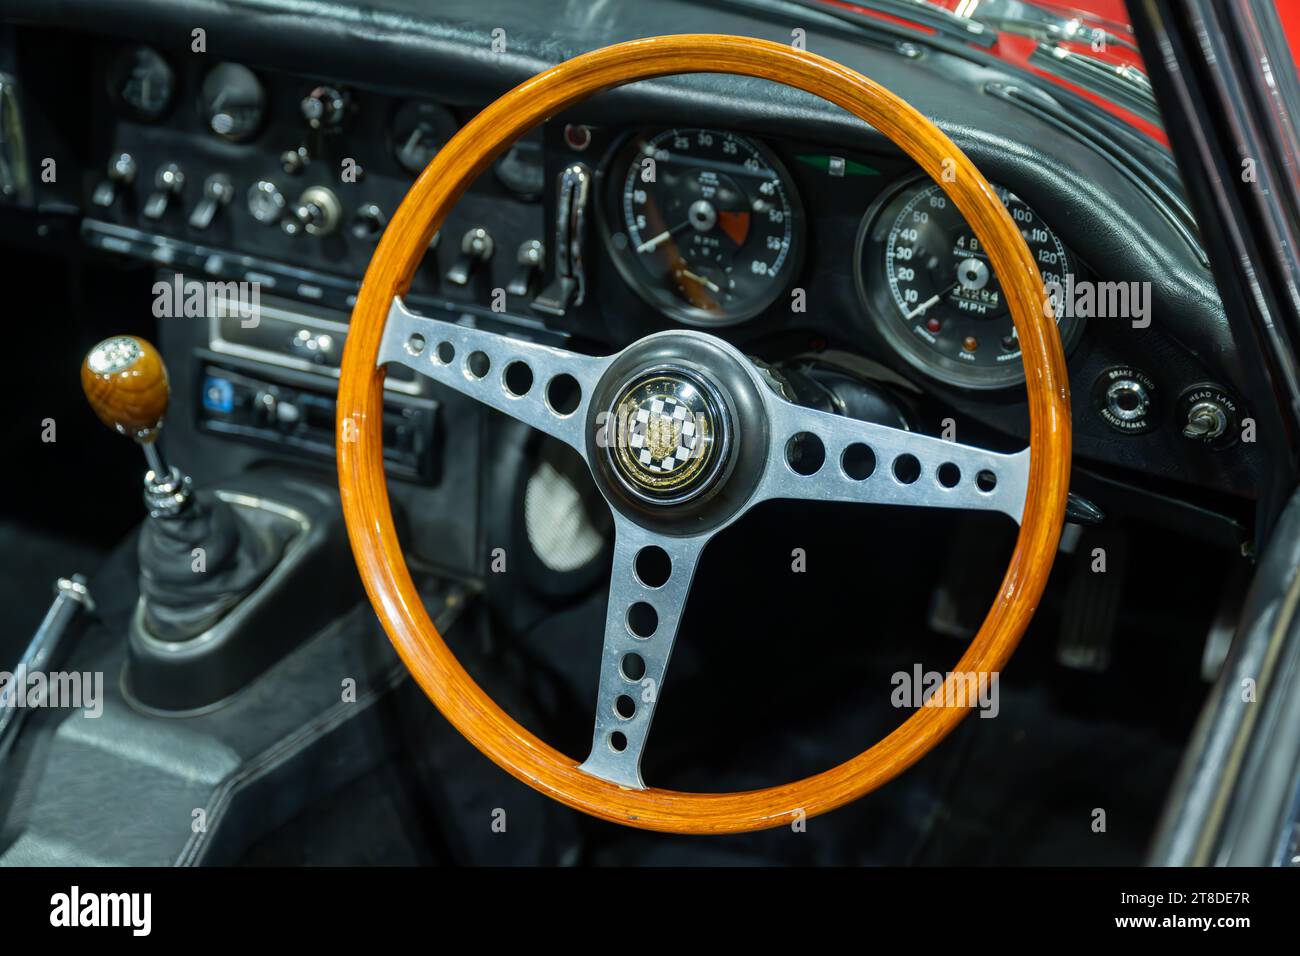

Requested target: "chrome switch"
[
  {"left": 92, "top": 153, "right": 137, "bottom": 208},
  {"left": 445, "top": 227, "right": 494, "bottom": 285},
  {"left": 188, "top": 173, "right": 234, "bottom": 230},
  {"left": 142, "top": 163, "right": 185, "bottom": 220}
]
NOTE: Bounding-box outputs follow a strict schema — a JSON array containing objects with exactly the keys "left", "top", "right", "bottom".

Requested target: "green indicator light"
[{"left": 796, "top": 154, "right": 880, "bottom": 176}]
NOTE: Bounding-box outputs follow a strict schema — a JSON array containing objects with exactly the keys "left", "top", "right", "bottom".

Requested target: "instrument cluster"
[{"left": 594, "top": 126, "right": 1082, "bottom": 391}]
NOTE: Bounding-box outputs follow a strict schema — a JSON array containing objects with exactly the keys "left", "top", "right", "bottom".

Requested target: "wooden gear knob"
[{"left": 81, "top": 335, "right": 170, "bottom": 442}]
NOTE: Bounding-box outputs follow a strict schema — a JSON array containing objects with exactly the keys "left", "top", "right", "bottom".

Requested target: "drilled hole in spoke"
[
  {"left": 614, "top": 695, "right": 636, "bottom": 719},
  {"left": 627, "top": 602, "right": 658, "bottom": 639},
  {"left": 634, "top": 546, "right": 671, "bottom": 588},
  {"left": 434, "top": 341, "right": 455, "bottom": 365},
  {"left": 976, "top": 469, "right": 998, "bottom": 493},
  {"left": 893, "top": 454, "right": 921, "bottom": 484},
  {"left": 503, "top": 360, "right": 533, "bottom": 397},
  {"left": 785, "top": 432, "right": 825, "bottom": 476},
  {"left": 937, "top": 462, "right": 961, "bottom": 488},
  {"left": 841, "top": 443, "right": 876, "bottom": 480},
  {"left": 404, "top": 333, "right": 425, "bottom": 357},
  {"left": 609, "top": 731, "right": 628, "bottom": 753},
  {"left": 546, "top": 373, "right": 581, "bottom": 416},
  {"left": 620, "top": 652, "right": 645, "bottom": 681},
  {"left": 465, "top": 350, "right": 490, "bottom": 380}
]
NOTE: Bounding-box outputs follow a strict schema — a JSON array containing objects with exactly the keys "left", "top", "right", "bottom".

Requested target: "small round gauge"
[
  {"left": 857, "top": 177, "right": 1081, "bottom": 389},
  {"left": 603, "top": 128, "right": 803, "bottom": 326},
  {"left": 199, "top": 63, "right": 266, "bottom": 142},
  {"left": 108, "top": 46, "right": 174, "bottom": 121},
  {"left": 390, "top": 100, "right": 458, "bottom": 175}
]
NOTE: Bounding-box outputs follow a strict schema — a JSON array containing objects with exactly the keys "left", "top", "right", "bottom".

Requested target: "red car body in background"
[{"left": 816, "top": 0, "right": 1300, "bottom": 146}]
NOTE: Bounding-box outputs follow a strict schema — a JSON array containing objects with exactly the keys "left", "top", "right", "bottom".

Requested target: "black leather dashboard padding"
[{"left": 4, "top": 0, "right": 1234, "bottom": 384}]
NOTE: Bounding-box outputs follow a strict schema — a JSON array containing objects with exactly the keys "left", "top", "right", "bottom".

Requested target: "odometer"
[
  {"left": 603, "top": 129, "right": 803, "bottom": 326},
  {"left": 857, "top": 177, "right": 1081, "bottom": 389}
]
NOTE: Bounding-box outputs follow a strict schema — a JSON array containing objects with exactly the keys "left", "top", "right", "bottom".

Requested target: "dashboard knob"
[
  {"left": 300, "top": 85, "right": 347, "bottom": 130},
  {"left": 247, "top": 180, "right": 286, "bottom": 225},
  {"left": 280, "top": 145, "right": 310, "bottom": 175},
  {"left": 282, "top": 185, "right": 342, "bottom": 237},
  {"left": 350, "top": 203, "right": 387, "bottom": 241}
]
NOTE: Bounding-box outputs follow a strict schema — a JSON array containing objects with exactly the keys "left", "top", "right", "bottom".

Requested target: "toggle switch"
[
  {"left": 92, "top": 152, "right": 137, "bottom": 208},
  {"left": 507, "top": 239, "right": 545, "bottom": 297},
  {"left": 1177, "top": 384, "right": 1240, "bottom": 449},
  {"left": 188, "top": 173, "right": 234, "bottom": 230},
  {"left": 445, "top": 227, "right": 494, "bottom": 286},
  {"left": 142, "top": 163, "right": 185, "bottom": 220}
]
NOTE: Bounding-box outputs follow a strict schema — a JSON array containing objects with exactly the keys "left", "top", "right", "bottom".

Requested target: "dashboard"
[{"left": 0, "top": 0, "right": 1261, "bottom": 565}]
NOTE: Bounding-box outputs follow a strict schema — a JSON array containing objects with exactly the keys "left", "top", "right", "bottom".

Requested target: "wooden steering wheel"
[{"left": 338, "top": 34, "right": 1071, "bottom": 834}]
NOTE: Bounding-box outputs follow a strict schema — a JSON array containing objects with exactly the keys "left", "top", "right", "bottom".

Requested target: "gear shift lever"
[
  {"left": 81, "top": 335, "right": 279, "bottom": 641},
  {"left": 81, "top": 335, "right": 192, "bottom": 516}
]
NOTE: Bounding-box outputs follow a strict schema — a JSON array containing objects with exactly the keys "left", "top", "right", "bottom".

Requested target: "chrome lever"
[
  {"left": 0, "top": 576, "right": 96, "bottom": 767},
  {"left": 531, "top": 162, "right": 590, "bottom": 316}
]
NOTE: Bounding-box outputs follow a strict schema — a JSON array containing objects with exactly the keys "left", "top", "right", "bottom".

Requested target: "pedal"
[
  {"left": 1056, "top": 528, "right": 1127, "bottom": 671},
  {"left": 927, "top": 518, "right": 1011, "bottom": 639}
]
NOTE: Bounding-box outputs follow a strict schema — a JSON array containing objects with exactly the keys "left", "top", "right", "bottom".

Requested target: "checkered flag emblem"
[{"left": 629, "top": 396, "right": 699, "bottom": 473}]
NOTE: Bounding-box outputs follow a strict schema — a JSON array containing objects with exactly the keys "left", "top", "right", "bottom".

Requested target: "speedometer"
[
  {"left": 603, "top": 128, "right": 803, "bottom": 326},
  {"left": 857, "top": 177, "right": 1082, "bottom": 389}
]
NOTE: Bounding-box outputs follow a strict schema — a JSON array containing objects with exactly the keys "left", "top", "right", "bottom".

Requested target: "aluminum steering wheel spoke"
[
  {"left": 755, "top": 397, "right": 1030, "bottom": 523},
  {"left": 377, "top": 296, "right": 609, "bottom": 455},
  {"left": 379, "top": 300, "right": 1026, "bottom": 793},
  {"left": 577, "top": 517, "right": 708, "bottom": 790}
]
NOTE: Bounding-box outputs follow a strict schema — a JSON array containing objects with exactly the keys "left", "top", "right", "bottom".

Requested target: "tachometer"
[
  {"left": 857, "top": 177, "right": 1081, "bottom": 389},
  {"left": 603, "top": 128, "right": 803, "bottom": 326}
]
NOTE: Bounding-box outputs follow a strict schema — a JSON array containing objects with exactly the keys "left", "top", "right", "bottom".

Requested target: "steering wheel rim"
[{"left": 338, "top": 34, "right": 1071, "bottom": 834}]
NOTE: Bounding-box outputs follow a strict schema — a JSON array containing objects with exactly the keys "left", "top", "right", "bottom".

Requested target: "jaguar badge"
[{"left": 605, "top": 367, "right": 730, "bottom": 504}]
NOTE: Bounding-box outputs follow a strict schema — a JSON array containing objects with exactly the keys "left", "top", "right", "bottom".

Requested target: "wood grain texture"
[
  {"left": 81, "top": 335, "right": 170, "bottom": 441},
  {"left": 337, "top": 34, "right": 1072, "bottom": 833}
]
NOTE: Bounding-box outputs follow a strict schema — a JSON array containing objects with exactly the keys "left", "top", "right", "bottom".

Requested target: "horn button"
[
  {"left": 606, "top": 366, "right": 730, "bottom": 505},
  {"left": 587, "top": 332, "right": 768, "bottom": 531}
]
